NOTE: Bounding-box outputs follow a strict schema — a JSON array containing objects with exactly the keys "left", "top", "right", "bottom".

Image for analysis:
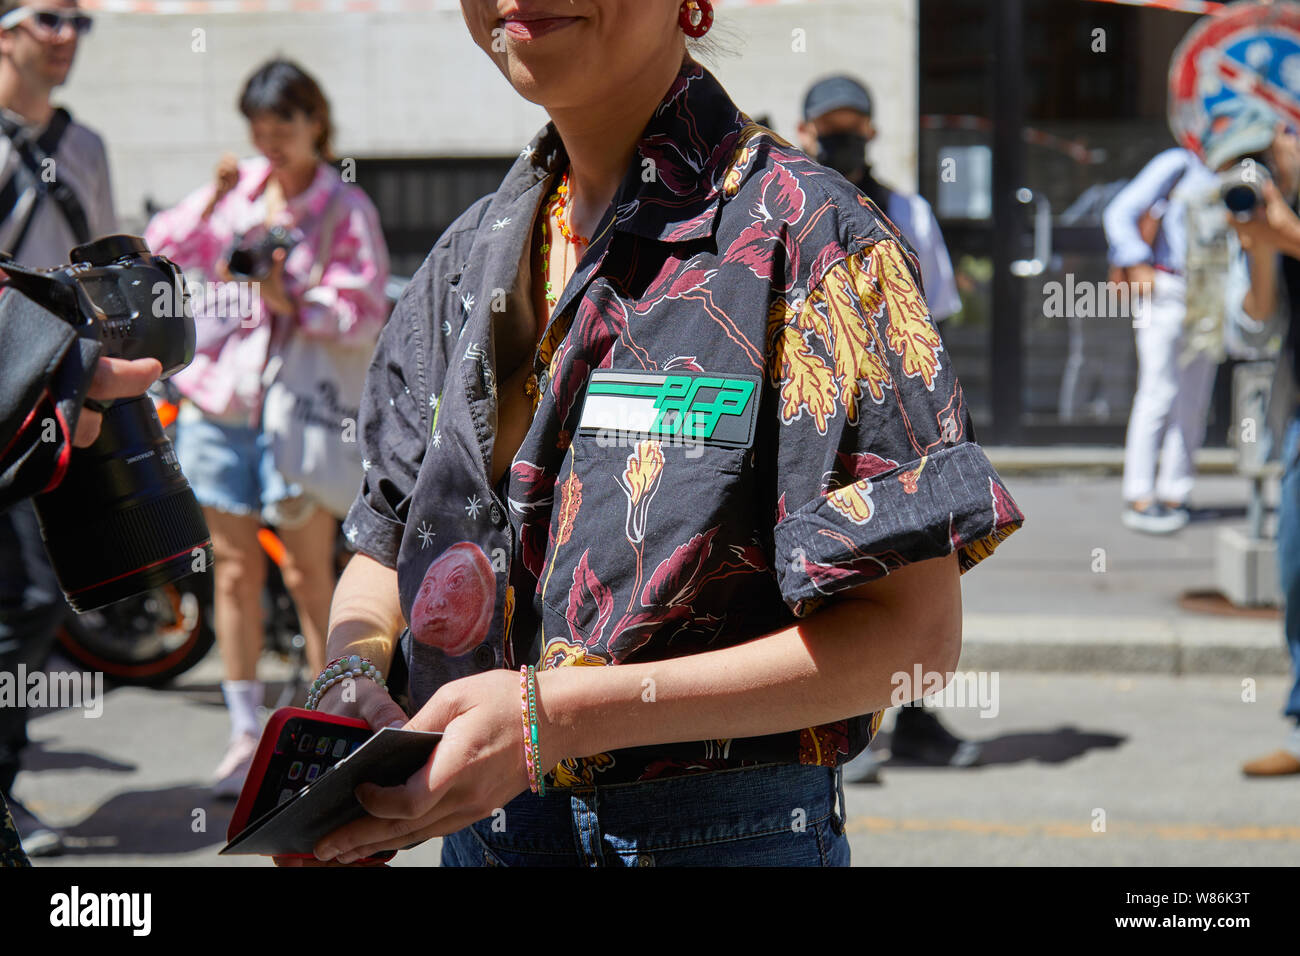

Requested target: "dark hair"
[{"left": 239, "top": 59, "right": 334, "bottom": 161}]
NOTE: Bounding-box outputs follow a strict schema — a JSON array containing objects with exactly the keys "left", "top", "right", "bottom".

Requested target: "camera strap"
[{"left": 0, "top": 107, "right": 92, "bottom": 257}]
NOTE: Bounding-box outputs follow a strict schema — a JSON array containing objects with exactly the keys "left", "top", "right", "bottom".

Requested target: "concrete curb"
[
  {"left": 958, "top": 613, "right": 1290, "bottom": 675},
  {"left": 985, "top": 446, "right": 1242, "bottom": 476}
]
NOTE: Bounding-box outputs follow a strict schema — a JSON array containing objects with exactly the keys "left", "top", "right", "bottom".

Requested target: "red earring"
[{"left": 679, "top": 0, "right": 714, "bottom": 38}]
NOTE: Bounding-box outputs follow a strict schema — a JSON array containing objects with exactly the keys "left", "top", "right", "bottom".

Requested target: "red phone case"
[{"left": 226, "top": 706, "right": 394, "bottom": 863}]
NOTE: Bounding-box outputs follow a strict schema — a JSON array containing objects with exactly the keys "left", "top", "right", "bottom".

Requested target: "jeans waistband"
[{"left": 486, "top": 762, "right": 844, "bottom": 855}]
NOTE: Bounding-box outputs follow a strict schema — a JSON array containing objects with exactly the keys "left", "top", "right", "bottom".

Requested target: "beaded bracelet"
[
  {"left": 520, "top": 665, "right": 545, "bottom": 796},
  {"left": 520, "top": 667, "right": 537, "bottom": 791},
  {"left": 528, "top": 665, "right": 544, "bottom": 797},
  {"left": 305, "top": 654, "right": 386, "bottom": 710}
]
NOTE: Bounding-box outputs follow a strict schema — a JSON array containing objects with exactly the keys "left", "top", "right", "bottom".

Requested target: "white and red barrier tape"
[
  {"left": 1087, "top": 0, "right": 1226, "bottom": 14},
  {"left": 68, "top": 0, "right": 1231, "bottom": 16},
  {"left": 74, "top": 0, "right": 838, "bottom": 13}
]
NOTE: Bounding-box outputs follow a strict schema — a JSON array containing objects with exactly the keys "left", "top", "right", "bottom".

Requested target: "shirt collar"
[
  {"left": 247, "top": 157, "right": 341, "bottom": 216},
  {"left": 506, "top": 57, "right": 749, "bottom": 245}
]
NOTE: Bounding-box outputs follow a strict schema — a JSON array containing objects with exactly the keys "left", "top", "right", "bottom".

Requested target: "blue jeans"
[
  {"left": 1275, "top": 412, "right": 1300, "bottom": 726},
  {"left": 172, "top": 404, "right": 307, "bottom": 527},
  {"left": 440, "top": 763, "right": 850, "bottom": 867}
]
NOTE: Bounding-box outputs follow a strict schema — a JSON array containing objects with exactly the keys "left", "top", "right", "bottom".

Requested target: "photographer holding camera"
[
  {"left": 0, "top": 287, "right": 164, "bottom": 867},
  {"left": 0, "top": 0, "right": 117, "bottom": 856},
  {"left": 1204, "top": 98, "right": 1300, "bottom": 778},
  {"left": 143, "top": 59, "right": 390, "bottom": 798}
]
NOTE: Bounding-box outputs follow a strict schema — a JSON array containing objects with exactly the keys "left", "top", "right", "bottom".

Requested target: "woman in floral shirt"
[
  {"left": 307, "top": 1, "right": 1023, "bottom": 867},
  {"left": 145, "top": 59, "right": 390, "bottom": 797}
]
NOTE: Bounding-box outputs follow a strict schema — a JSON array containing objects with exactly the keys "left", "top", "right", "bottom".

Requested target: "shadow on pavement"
[
  {"left": 960, "top": 725, "right": 1124, "bottom": 766},
  {"left": 1187, "top": 504, "right": 1249, "bottom": 524},
  {"left": 51, "top": 785, "right": 235, "bottom": 857},
  {"left": 876, "top": 725, "right": 1126, "bottom": 768},
  {"left": 21, "top": 738, "right": 136, "bottom": 774}
]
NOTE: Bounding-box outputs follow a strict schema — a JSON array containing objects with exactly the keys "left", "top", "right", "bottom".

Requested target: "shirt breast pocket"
[{"left": 537, "top": 432, "right": 757, "bottom": 663}]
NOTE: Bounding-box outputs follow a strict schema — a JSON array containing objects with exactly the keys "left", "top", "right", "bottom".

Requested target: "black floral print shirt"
[{"left": 343, "top": 57, "right": 1024, "bottom": 788}]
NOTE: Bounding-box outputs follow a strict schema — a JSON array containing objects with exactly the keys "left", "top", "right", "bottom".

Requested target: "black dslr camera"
[
  {"left": 0, "top": 235, "right": 213, "bottom": 611},
  {"left": 225, "top": 224, "right": 298, "bottom": 279},
  {"left": 1219, "top": 155, "right": 1272, "bottom": 222}
]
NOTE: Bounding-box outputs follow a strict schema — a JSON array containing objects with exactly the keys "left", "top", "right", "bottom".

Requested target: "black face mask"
[{"left": 816, "top": 131, "right": 869, "bottom": 177}]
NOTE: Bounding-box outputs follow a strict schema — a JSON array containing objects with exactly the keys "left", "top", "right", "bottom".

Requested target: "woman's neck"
[
  {"left": 271, "top": 160, "right": 319, "bottom": 200},
  {"left": 546, "top": 52, "right": 687, "bottom": 239}
]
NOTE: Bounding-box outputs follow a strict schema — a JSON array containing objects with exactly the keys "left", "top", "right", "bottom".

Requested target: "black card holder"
[{"left": 221, "top": 726, "right": 440, "bottom": 857}]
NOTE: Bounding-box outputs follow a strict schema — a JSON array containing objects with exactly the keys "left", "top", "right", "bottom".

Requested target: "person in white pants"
[
  {"left": 1122, "top": 268, "right": 1218, "bottom": 527},
  {"left": 1105, "top": 148, "right": 1220, "bottom": 534}
]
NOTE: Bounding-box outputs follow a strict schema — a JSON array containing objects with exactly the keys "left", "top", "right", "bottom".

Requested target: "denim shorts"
[
  {"left": 172, "top": 404, "right": 313, "bottom": 528},
  {"left": 440, "top": 763, "right": 850, "bottom": 867}
]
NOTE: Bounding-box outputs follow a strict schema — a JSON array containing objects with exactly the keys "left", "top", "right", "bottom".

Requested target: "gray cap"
[
  {"left": 803, "top": 75, "right": 873, "bottom": 122},
  {"left": 1203, "top": 97, "right": 1281, "bottom": 170}
]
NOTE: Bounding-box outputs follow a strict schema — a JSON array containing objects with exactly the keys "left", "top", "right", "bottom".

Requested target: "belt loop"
[{"left": 832, "top": 767, "right": 847, "bottom": 835}]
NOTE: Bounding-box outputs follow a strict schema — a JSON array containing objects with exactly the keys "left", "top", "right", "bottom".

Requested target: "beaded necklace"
[
  {"left": 539, "top": 170, "right": 589, "bottom": 310},
  {"left": 525, "top": 170, "right": 592, "bottom": 407}
]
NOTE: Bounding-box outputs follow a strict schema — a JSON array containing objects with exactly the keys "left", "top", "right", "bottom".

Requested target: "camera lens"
[
  {"left": 1223, "top": 183, "right": 1260, "bottom": 216},
  {"left": 33, "top": 396, "right": 213, "bottom": 612},
  {"left": 226, "top": 248, "right": 258, "bottom": 278}
]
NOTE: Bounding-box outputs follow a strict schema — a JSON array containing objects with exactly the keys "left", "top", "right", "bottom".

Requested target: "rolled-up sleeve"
[
  {"left": 766, "top": 236, "right": 1024, "bottom": 617},
  {"left": 341, "top": 267, "right": 432, "bottom": 569},
  {"left": 1103, "top": 148, "right": 1190, "bottom": 269}
]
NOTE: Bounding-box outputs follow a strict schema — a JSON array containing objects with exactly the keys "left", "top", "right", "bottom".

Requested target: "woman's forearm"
[
  {"left": 535, "top": 552, "right": 963, "bottom": 765},
  {"left": 325, "top": 551, "right": 406, "bottom": 671}
]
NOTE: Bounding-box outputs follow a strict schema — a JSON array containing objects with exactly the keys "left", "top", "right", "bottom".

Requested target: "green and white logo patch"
[{"left": 578, "top": 370, "right": 760, "bottom": 448}]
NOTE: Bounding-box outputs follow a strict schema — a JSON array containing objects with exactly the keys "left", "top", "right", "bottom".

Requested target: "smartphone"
[{"left": 226, "top": 707, "right": 394, "bottom": 863}]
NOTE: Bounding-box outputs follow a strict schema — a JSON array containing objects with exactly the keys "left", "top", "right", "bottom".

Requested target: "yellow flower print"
[
  {"left": 766, "top": 297, "right": 838, "bottom": 434},
  {"left": 826, "top": 479, "right": 875, "bottom": 525},
  {"left": 871, "top": 240, "right": 944, "bottom": 389}
]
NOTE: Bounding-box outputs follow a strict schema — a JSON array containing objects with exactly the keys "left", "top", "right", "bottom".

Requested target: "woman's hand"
[
  {"left": 212, "top": 248, "right": 294, "bottom": 316},
  {"left": 202, "top": 152, "right": 240, "bottom": 219},
  {"left": 271, "top": 674, "right": 406, "bottom": 867},
  {"left": 1231, "top": 179, "right": 1300, "bottom": 257},
  {"left": 314, "top": 671, "right": 408, "bottom": 732},
  {"left": 256, "top": 248, "right": 297, "bottom": 317},
  {"left": 311, "top": 669, "right": 530, "bottom": 863}
]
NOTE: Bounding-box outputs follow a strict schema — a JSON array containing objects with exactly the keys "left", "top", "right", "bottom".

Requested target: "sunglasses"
[{"left": 0, "top": 7, "right": 94, "bottom": 37}]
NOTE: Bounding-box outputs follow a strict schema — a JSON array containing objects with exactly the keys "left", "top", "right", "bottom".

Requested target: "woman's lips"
[{"left": 502, "top": 16, "right": 580, "bottom": 41}]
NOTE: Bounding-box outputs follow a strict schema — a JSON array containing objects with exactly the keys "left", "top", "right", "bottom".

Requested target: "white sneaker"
[
  {"left": 211, "top": 732, "right": 260, "bottom": 799},
  {"left": 1121, "top": 501, "right": 1187, "bottom": 535}
]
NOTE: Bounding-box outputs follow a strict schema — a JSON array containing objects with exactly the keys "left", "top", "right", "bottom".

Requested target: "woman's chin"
[{"left": 501, "top": 57, "right": 588, "bottom": 109}]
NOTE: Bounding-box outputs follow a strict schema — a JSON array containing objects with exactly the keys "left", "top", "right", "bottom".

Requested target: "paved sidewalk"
[{"left": 960, "top": 471, "right": 1289, "bottom": 675}]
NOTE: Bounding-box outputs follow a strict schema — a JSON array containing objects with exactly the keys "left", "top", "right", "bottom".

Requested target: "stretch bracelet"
[
  {"left": 520, "top": 665, "right": 545, "bottom": 796},
  {"left": 305, "top": 654, "right": 386, "bottom": 710},
  {"left": 520, "top": 667, "right": 537, "bottom": 791},
  {"left": 528, "top": 666, "right": 545, "bottom": 797}
]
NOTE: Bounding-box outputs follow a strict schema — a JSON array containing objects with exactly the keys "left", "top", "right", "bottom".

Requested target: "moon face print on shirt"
[{"left": 410, "top": 542, "right": 496, "bottom": 657}]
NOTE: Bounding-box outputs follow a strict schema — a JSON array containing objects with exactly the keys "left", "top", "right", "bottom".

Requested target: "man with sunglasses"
[{"left": 0, "top": 0, "right": 115, "bottom": 859}]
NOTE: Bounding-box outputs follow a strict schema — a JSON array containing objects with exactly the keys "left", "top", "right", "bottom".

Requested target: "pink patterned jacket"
[{"left": 144, "top": 157, "right": 390, "bottom": 422}]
